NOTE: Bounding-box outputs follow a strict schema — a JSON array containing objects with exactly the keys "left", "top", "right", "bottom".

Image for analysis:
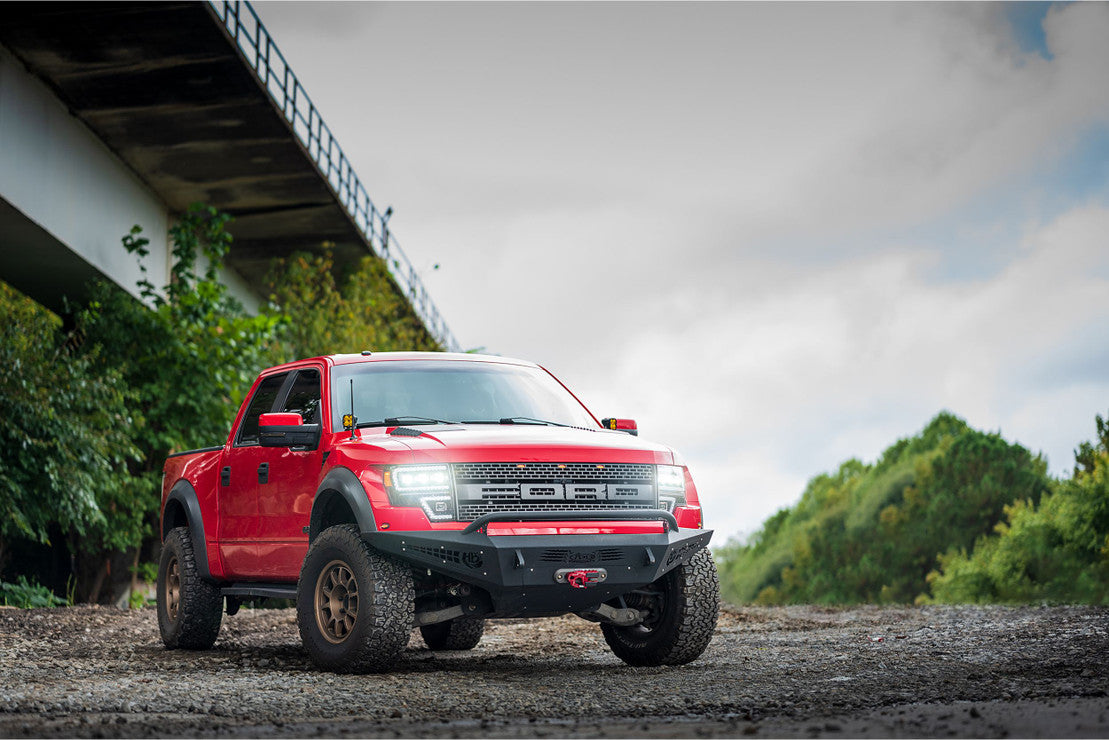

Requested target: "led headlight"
[
  {"left": 386, "top": 464, "right": 456, "bottom": 521},
  {"left": 656, "top": 464, "right": 687, "bottom": 512}
]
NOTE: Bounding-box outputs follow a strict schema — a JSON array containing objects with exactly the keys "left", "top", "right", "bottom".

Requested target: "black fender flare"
[
  {"left": 309, "top": 466, "right": 378, "bottom": 542},
  {"left": 162, "top": 480, "right": 213, "bottom": 581}
]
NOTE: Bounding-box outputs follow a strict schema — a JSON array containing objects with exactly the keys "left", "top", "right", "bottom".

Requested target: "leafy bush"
[
  {"left": 0, "top": 280, "right": 138, "bottom": 572},
  {"left": 0, "top": 576, "right": 68, "bottom": 608}
]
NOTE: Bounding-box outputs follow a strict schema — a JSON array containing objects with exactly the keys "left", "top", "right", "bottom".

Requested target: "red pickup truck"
[{"left": 158, "top": 352, "right": 718, "bottom": 672}]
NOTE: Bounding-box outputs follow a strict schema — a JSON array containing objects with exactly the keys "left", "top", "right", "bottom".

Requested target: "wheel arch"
[
  {"left": 162, "top": 480, "right": 213, "bottom": 582},
  {"left": 309, "top": 467, "right": 377, "bottom": 542}
]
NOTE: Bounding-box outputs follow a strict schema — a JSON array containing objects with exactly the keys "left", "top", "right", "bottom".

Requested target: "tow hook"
[{"left": 555, "top": 568, "right": 607, "bottom": 588}]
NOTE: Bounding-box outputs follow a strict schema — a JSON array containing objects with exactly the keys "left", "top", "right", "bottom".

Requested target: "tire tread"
[
  {"left": 158, "top": 526, "right": 223, "bottom": 650},
  {"left": 601, "top": 548, "right": 719, "bottom": 666},
  {"left": 421, "top": 617, "right": 484, "bottom": 651},
  {"left": 297, "top": 524, "right": 414, "bottom": 673}
]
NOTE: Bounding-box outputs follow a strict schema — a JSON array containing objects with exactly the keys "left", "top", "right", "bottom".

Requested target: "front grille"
[
  {"left": 452, "top": 462, "right": 658, "bottom": 521},
  {"left": 453, "top": 462, "right": 654, "bottom": 483},
  {"left": 458, "top": 501, "right": 655, "bottom": 521}
]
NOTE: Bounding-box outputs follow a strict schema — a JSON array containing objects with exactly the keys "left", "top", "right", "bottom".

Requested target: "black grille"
[
  {"left": 453, "top": 462, "right": 654, "bottom": 483},
  {"left": 538, "top": 547, "right": 626, "bottom": 564},
  {"left": 458, "top": 501, "right": 654, "bottom": 521},
  {"left": 451, "top": 462, "right": 657, "bottom": 521},
  {"left": 410, "top": 544, "right": 483, "bottom": 569}
]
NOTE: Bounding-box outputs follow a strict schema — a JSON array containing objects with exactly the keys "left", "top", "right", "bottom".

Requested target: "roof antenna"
[{"left": 346, "top": 378, "right": 357, "bottom": 440}]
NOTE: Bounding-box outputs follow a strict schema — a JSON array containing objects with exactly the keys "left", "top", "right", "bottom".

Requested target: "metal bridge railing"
[{"left": 207, "top": 0, "right": 461, "bottom": 352}]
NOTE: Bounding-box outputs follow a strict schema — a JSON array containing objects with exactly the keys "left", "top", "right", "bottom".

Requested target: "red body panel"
[
  {"left": 161, "top": 448, "right": 225, "bottom": 578},
  {"left": 161, "top": 352, "right": 705, "bottom": 584}
]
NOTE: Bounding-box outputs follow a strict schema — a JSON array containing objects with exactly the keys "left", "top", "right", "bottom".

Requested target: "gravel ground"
[{"left": 0, "top": 603, "right": 1107, "bottom": 738}]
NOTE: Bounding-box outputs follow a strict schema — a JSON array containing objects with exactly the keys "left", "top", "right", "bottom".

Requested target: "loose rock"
[{"left": 0, "top": 604, "right": 1105, "bottom": 737}]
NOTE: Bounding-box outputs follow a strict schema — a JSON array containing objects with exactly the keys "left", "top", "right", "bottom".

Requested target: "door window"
[
  {"left": 281, "top": 369, "right": 322, "bottom": 425},
  {"left": 236, "top": 372, "right": 288, "bottom": 446}
]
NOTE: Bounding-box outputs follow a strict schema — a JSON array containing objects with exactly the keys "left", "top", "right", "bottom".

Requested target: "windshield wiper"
[
  {"left": 461, "top": 417, "right": 570, "bottom": 427},
  {"left": 356, "top": 415, "right": 458, "bottom": 428}
]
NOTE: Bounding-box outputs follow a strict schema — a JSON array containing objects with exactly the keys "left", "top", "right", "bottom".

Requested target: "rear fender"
[{"left": 161, "top": 481, "right": 213, "bottom": 582}]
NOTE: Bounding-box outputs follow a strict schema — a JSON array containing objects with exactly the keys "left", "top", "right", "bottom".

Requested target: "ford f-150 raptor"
[{"left": 158, "top": 352, "right": 719, "bottom": 672}]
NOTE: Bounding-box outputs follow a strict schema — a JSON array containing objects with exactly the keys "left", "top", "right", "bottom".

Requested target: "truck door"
[
  {"left": 218, "top": 371, "right": 289, "bottom": 579},
  {"left": 256, "top": 367, "right": 324, "bottom": 579}
]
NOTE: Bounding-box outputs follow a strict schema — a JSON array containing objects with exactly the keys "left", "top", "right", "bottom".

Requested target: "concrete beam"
[{"left": 0, "top": 2, "right": 388, "bottom": 294}]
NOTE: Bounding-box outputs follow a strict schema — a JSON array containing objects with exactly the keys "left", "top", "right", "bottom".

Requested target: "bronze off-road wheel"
[
  {"left": 601, "top": 548, "right": 719, "bottom": 666},
  {"left": 297, "top": 524, "right": 414, "bottom": 673},
  {"left": 157, "top": 527, "right": 223, "bottom": 649}
]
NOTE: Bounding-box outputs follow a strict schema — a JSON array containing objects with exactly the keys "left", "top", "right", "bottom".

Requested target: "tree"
[
  {"left": 72, "top": 205, "right": 283, "bottom": 601},
  {"left": 715, "top": 412, "right": 1052, "bottom": 605},
  {"left": 929, "top": 411, "right": 1109, "bottom": 604},
  {"left": 0, "top": 280, "right": 138, "bottom": 578},
  {"left": 264, "top": 247, "right": 442, "bottom": 361}
]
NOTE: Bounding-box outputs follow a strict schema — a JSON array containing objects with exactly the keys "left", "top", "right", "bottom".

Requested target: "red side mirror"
[
  {"left": 601, "top": 418, "right": 638, "bottom": 436},
  {"left": 259, "top": 412, "right": 303, "bottom": 427},
  {"left": 259, "top": 413, "right": 320, "bottom": 449}
]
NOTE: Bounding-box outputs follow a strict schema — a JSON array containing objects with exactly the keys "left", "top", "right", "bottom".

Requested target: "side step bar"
[{"left": 220, "top": 583, "right": 297, "bottom": 599}]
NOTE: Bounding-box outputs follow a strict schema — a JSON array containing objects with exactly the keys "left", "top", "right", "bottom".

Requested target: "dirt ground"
[{"left": 0, "top": 603, "right": 1106, "bottom": 738}]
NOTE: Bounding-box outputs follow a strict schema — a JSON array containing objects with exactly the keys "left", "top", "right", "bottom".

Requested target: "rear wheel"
[
  {"left": 157, "top": 527, "right": 223, "bottom": 649},
  {"left": 601, "top": 549, "right": 719, "bottom": 666},
  {"left": 297, "top": 524, "right": 414, "bottom": 673},
  {"left": 421, "top": 617, "right": 484, "bottom": 651}
]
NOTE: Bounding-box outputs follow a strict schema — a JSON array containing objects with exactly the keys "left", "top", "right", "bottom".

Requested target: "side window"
[
  {"left": 236, "top": 372, "right": 288, "bottom": 446},
  {"left": 281, "top": 369, "right": 322, "bottom": 425}
]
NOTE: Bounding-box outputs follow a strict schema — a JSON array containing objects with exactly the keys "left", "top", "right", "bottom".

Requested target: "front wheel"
[
  {"left": 601, "top": 549, "right": 719, "bottom": 666},
  {"left": 157, "top": 527, "right": 223, "bottom": 649},
  {"left": 297, "top": 524, "right": 414, "bottom": 673}
]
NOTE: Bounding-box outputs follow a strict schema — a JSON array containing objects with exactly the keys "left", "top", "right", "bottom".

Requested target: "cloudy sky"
[{"left": 254, "top": 1, "right": 1109, "bottom": 544}]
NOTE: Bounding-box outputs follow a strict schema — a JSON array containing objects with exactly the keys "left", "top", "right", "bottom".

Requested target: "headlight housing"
[
  {"left": 385, "top": 464, "right": 455, "bottom": 521},
  {"left": 656, "top": 464, "right": 687, "bottom": 512}
]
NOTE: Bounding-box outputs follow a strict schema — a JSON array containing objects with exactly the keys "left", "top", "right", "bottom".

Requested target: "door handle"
[
  {"left": 258, "top": 463, "right": 269, "bottom": 485},
  {"left": 221, "top": 466, "right": 231, "bottom": 486}
]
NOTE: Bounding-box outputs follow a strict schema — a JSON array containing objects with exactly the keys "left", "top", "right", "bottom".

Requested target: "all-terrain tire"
[
  {"left": 601, "top": 548, "right": 719, "bottom": 666},
  {"left": 157, "top": 526, "right": 223, "bottom": 650},
  {"left": 297, "top": 524, "right": 414, "bottom": 673},
  {"left": 420, "top": 617, "right": 484, "bottom": 651}
]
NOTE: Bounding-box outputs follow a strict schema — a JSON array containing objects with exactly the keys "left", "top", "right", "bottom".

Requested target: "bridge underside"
[
  {"left": 0, "top": 2, "right": 379, "bottom": 295},
  {"left": 0, "top": 195, "right": 114, "bottom": 314}
]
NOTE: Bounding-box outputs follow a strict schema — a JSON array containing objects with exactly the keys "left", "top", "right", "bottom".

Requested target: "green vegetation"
[
  {"left": 928, "top": 414, "right": 1109, "bottom": 604},
  {"left": 264, "top": 247, "right": 441, "bottom": 359},
  {"left": 66, "top": 206, "right": 283, "bottom": 601},
  {"left": 0, "top": 576, "right": 69, "bottom": 608},
  {"left": 0, "top": 279, "right": 138, "bottom": 579},
  {"left": 717, "top": 412, "right": 1109, "bottom": 605},
  {"left": 0, "top": 205, "right": 438, "bottom": 604}
]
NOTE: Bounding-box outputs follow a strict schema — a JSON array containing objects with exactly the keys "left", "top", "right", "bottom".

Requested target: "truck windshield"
[{"left": 330, "top": 360, "right": 599, "bottom": 431}]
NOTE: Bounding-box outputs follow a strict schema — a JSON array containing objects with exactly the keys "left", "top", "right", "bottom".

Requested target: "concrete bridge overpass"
[{"left": 0, "top": 1, "right": 458, "bottom": 350}]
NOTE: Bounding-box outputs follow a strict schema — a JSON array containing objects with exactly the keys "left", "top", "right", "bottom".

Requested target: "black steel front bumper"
[{"left": 365, "top": 510, "right": 713, "bottom": 615}]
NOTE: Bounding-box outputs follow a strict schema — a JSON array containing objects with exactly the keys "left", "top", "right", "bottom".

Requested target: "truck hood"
[{"left": 350, "top": 424, "right": 675, "bottom": 465}]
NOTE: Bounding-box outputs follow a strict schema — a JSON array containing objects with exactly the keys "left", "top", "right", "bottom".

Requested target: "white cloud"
[
  {"left": 253, "top": 2, "right": 1109, "bottom": 540},
  {"left": 581, "top": 203, "right": 1109, "bottom": 538}
]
